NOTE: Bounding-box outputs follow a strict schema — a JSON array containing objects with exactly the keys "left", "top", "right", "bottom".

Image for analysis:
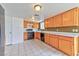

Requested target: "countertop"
[
  {"left": 36, "top": 31, "right": 79, "bottom": 37},
  {"left": 24, "top": 29, "right": 79, "bottom": 37}
]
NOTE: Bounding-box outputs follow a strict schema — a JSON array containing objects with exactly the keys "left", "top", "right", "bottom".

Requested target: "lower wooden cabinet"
[
  {"left": 50, "top": 34, "right": 59, "bottom": 48},
  {"left": 78, "top": 37, "right": 79, "bottom": 53},
  {"left": 24, "top": 32, "right": 28, "bottom": 41},
  {"left": 45, "top": 33, "right": 50, "bottom": 44},
  {"left": 44, "top": 33, "right": 78, "bottom": 56},
  {"left": 34, "top": 32, "right": 40, "bottom": 40},
  {"left": 59, "top": 39, "right": 74, "bottom": 55}
]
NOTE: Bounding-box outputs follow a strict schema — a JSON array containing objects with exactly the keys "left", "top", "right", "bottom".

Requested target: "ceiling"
[{"left": 2, "top": 3, "right": 79, "bottom": 21}]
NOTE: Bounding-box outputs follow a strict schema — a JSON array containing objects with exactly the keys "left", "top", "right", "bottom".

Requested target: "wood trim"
[{"left": 74, "top": 37, "right": 78, "bottom": 56}]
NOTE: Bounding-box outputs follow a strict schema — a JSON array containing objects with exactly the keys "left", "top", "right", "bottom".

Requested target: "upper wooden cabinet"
[
  {"left": 24, "top": 20, "right": 29, "bottom": 28},
  {"left": 49, "top": 17, "right": 55, "bottom": 27},
  {"left": 44, "top": 7, "right": 79, "bottom": 28},
  {"left": 54, "top": 14, "right": 62, "bottom": 27},
  {"left": 45, "top": 17, "right": 55, "bottom": 28},
  {"left": 24, "top": 20, "right": 39, "bottom": 29},
  {"left": 62, "top": 9, "right": 74, "bottom": 26},
  {"left": 62, "top": 7, "right": 79, "bottom": 26},
  {"left": 44, "top": 18, "right": 49, "bottom": 28},
  {"left": 33, "top": 22, "right": 39, "bottom": 29}
]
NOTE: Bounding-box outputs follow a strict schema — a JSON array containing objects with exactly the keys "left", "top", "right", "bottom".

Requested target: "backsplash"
[{"left": 45, "top": 26, "right": 79, "bottom": 33}]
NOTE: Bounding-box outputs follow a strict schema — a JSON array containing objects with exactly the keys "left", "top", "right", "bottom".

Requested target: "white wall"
[
  {"left": 5, "top": 15, "right": 24, "bottom": 45},
  {"left": 12, "top": 17, "right": 23, "bottom": 44},
  {"left": 5, "top": 15, "right": 12, "bottom": 45}
]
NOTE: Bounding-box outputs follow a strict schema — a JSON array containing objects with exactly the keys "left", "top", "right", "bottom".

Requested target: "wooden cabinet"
[
  {"left": 50, "top": 34, "right": 59, "bottom": 48},
  {"left": 33, "top": 22, "right": 39, "bottom": 29},
  {"left": 62, "top": 9, "right": 74, "bottom": 26},
  {"left": 44, "top": 33, "right": 79, "bottom": 56},
  {"left": 45, "top": 17, "right": 55, "bottom": 28},
  {"left": 54, "top": 14, "right": 62, "bottom": 27},
  {"left": 44, "top": 7, "right": 79, "bottom": 28},
  {"left": 62, "top": 7, "right": 79, "bottom": 26},
  {"left": 78, "top": 37, "right": 79, "bottom": 53},
  {"left": 24, "top": 21, "right": 29, "bottom": 28},
  {"left": 45, "top": 34, "right": 59, "bottom": 48},
  {"left": 45, "top": 33, "right": 50, "bottom": 44},
  {"left": 34, "top": 32, "right": 40, "bottom": 40},
  {"left": 49, "top": 17, "right": 55, "bottom": 27},
  {"left": 59, "top": 36, "right": 74, "bottom": 56},
  {"left": 24, "top": 32, "right": 28, "bottom": 41},
  {"left": 73, "top": 8, "right": 79, "bottom": 26},
  {"left": 44, "top": 19, "right": 49, "bottom": 28},
  {"left": 24, "top": 20, "right": 39, "bottom": 29}
]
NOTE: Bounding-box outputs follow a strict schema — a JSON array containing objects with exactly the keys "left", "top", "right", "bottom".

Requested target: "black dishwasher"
[{"left": 41, "top": 33, "right": 45, "bottom": 42}]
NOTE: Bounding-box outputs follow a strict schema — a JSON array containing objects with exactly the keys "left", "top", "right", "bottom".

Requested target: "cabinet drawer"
[{"left": 59, "top": 36, "right": 74, "bottom": 42}]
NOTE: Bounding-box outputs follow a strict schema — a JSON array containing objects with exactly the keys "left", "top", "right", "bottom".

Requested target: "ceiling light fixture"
[{"left": 34, "top": 4, "right": 42, "bottom": 12}]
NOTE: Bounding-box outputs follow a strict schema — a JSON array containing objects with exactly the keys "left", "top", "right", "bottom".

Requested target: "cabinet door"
[
  {"left": 34, "top": 32, "right": 40, "bottom": 40},
  {"left": 54, "top": 14, "right": 62, "bottom": 27},
  {"left": 24, "top": 32, "right": 28, "bottom": 41},
  {"left": 24, "top": 21, "right": 27, "bottom": 28},
  {"left": 50, "top": 34, "right": 54, "bottom": 46},
  {"left": 78, "top": 37, "right": 79, "bottom": 53},
  {"left": 34, "top": 32, "right": 37, "bottom": 39},
  {"left": 50, "top": 17, "right": 54, "bottom": 27},
  {"left": 50, "top": 35, "right": 59, "bottom": 48},
  {"left": 73, "top": 8, "right": 79, "bottom": 26},
  {"left": 44, "top": 19, "right": 49, "bottom": 28},
  {"left": 33, "top": 22, "right": 39, "bottom": 29},
  {"left": 59, "top": 39, "right": 74, "bottom": 55},
  {"left": 62, "top": 9, "right": 74, "bottom": 26},
  {"left": 45, "top": 34, "right": 50, "bottom": 44}
]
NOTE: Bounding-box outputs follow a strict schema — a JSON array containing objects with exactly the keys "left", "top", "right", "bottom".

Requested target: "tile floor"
[{"left": 5, "top": 39, "right": 66, "bottom": 56}]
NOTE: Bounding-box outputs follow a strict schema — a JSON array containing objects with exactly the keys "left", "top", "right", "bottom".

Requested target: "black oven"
[
  {"left": 28, "top": 32, "right": 34, "bottom": 40},
  {"left": 26, "top": 29, "right": 34, "bottom": 40}
]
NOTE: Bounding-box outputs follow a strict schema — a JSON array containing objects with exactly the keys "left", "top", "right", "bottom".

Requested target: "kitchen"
[{"left": 0, "top": 3, "right": 79, "bottom": 56}]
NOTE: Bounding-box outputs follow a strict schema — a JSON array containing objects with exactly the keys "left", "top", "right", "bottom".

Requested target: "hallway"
[{"left": 5, "top": 40, "right": 66, "bottom": 56}]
